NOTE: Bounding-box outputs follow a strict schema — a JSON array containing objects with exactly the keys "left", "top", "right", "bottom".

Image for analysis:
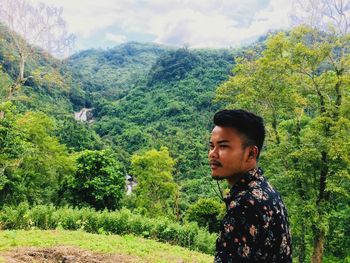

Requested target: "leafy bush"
[
  {"left": 63, "top": 149, "right": 125, "bottom": 210},
  {"left": 30, "top": 204, "right": 57, "bottom": 229},
  {"left": 0, "top": 202, "right": 30, "bottom": 229},
  {"left": 186, "top": 198, "right": 224, "bottom": 233},
  {"left": 0, "top": 204, "right": 217, "bottom": 255}
]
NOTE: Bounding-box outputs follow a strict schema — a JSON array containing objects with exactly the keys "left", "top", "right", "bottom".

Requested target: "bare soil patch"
[{"left": 0, "top": 246, "right": 139, "bottom": 263}]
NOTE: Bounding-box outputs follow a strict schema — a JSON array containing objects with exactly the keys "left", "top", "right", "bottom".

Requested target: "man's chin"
[{"left": 211, "top": 174, "right": 229, "bottom": 181}]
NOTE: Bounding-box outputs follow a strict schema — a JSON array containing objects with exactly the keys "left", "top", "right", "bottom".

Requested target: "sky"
[{"left": 28, "top": 0, "right": 293, "bottom": 52}]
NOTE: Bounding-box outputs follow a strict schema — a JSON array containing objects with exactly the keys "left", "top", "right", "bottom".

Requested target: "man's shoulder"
[
  {"left": 248, "top": 176, "right": 281, "bottom": 201},
  {"left": 229, "top": 176, "right": 287, "bottom": 220}
]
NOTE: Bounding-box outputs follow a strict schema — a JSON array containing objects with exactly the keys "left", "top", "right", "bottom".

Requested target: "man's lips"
[{"left": 210, "top": 160, "right": 222, "bottom": 169}]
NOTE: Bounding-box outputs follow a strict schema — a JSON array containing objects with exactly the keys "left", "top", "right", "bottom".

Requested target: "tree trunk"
[
  {"left": 19, "top": 54, "right": 25, "bottom": 82},
  {"left": 317, "top": 151, "right": 328, "bottom": 204},
  {"left": 7, "top": 54, "right": 26, "bottom": 100},
  {"left": 311, "top": 231, "right": 325, "bottom": 263},
  {"left": 298, "top": 216, "right": 306, "bottom": 263},
  {"left": 7, "top": 83, "right": 15, "bottom": 100},
  {"left": 175, "top": 189, "right": 180, "bottom": 221}
]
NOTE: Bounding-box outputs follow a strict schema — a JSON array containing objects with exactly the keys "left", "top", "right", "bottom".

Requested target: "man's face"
[{"left": 208, "top": 126, "right": 250, "bottom": 183}]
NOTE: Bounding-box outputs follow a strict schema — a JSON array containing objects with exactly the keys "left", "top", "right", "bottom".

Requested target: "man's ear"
[{"left": 248, "top": 146, "right": 259, "bottom": 159}]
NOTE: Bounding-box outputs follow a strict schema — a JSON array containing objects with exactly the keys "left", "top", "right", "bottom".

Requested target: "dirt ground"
[{"left": 0, "top": 246, "right": 140, "bottom": 263}]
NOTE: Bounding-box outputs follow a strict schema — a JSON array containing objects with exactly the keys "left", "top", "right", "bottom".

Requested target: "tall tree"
[
  {"left": 130, "top": 147, "right": 178, "bottom": 216},
  {"left": 0, "top": 105, "right": 75, "bottom": 206},
  {"left": 215, "top": 26, "right": 350, "bottom": 263},
  {"left": 0, "top": 0, "right": 74, "bottom": 99},
  {"left": 64, "top": 149, "right": 125, "bottom": 210}
]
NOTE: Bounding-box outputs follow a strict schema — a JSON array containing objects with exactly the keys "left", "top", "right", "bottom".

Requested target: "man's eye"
[{"left": 220, "top": 145, "right": 229, "bottom": 148}]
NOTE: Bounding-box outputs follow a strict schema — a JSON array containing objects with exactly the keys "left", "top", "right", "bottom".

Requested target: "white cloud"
[
  {"left": 28, "top": 0, "right": 293, "bottom": 50},
  {"left": 149, "top": 9, "right": 242, "bottom": 47},
  {"left": 252, "top": 0, "right": 292, "bottom": 31},
  {"left": 30, "top": 0, "right": 120, "bottom": 37},
  {"left": 145, "top": 0, "right": 293, "bottom": 48},
  {"left": 105, "top": 33, "right": 127, "bottom": 44}
]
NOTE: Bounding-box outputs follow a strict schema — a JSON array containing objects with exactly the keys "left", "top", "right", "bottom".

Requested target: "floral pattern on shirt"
[{"left": 214, "top": 168, "right": 292, "bottom": 263}]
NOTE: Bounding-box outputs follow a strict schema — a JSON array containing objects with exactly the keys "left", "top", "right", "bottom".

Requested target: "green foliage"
[
  {"left": 0, "top": 65, "right": 12, "bottom": 99},
  {"left": 67, "top": 42, "right": 167, "bottom": 102},
  {"left": 130, "top": 147, "right": 178, "bottom": 216},
  {"left": 149, "top": 47, "right": 199, "bottom": 84},
  {"left": 0, "top": 23, "right": 76, "bottom": 122},
  {"left": 0, "top": 204, "right": 216, "bottom": 255},
  {"left": 185, "top": 198, "right": 224, "bottom": 233},
  {"left": 64, "top": 150, "right": 125, "bottom": 210},
  {"left": 215, "top": 25, "right": 350, "bottom": 262},
  {"left": 31, "top": 67, "right": 68, "bottom": 91},
  {"left": 68, "top": 83, "right": 86, "bottom": 110},
  {"left": 82, "top": 46, "right": 235, "bottom": 208},
  {"left": 0, "top": 103, "right": 75, "bottom": 206},
  {"left": 55, "top": 116, "right": 103, "bottom": 152},
  {"left": 0, "top": 23, "right": 19, "bottom": 80},
  {"left": 325, "top": 203, "right": 350, "bottom": 260}
]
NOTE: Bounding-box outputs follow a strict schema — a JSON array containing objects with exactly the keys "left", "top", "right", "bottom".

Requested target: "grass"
[{"left": 0, "top": 229, "right": 213, "bottom": 263}]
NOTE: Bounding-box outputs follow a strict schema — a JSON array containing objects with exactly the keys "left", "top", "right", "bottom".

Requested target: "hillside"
[
  {"left": 67, "top": 42, "right": 170, "bottom": 107},
  {"left": 67, "top": 44, "right": 237, "bottom": 205},
  {"left": 0, "top": 23, "right": 74, "bottom": 116},
  {"left": 0, "top": 18, "right": 240, "bottom": 207}
]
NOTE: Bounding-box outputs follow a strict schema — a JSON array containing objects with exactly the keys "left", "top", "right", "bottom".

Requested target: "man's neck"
[{"left": 226, "top": 166, "right": 258, "bottom": 187}]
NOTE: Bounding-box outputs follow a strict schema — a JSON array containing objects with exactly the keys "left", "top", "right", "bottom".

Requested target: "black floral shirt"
[{"left": 214, "top": 168, "right": 292, "bottom": 263}]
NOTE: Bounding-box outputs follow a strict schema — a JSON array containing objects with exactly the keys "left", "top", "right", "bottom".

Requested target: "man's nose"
[{"left": 208, "top": 147, "right": 218, "bottom": 159}]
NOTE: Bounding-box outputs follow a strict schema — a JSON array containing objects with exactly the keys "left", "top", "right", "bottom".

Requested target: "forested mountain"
[
  {"left": 67, "top": 42, "right": 170, "bottom": 108},
  {"left": 0, "top": 18, "right": 240, "bottom": 212},
  {"left": 0, "top": 24, "right": 238, "bottom": 255},
  {"left": 66, "top": 43, "right": 237, "bottom": 205}
]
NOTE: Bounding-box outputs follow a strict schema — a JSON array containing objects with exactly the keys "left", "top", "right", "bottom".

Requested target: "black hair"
[{"left": 213, "top": 109, "right": 265, "bottom": 157}]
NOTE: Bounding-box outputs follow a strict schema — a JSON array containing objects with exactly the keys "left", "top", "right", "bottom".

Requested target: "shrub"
[
  {"left": 29, "top": 204, "right": 57, "bottom": 229},
  {"left": 0, "top": 202, "right": 30, "bottom": 229},
  {"left": 185, "top": 198, "right": 224, "bottom": 233},
  {"left": 64, "top": 150, "right": 125, "bottom": 211},
  {"left": 0, "top": 204, "right": 216, "bottom": 254}
]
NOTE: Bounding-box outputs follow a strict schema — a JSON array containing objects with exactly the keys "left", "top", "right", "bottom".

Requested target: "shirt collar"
[
  {"left": 234, "top": 167, "right": 263, "bottom": 188},
  {"left": 224, "top": 167, "right": 263, "bottom": 203}
]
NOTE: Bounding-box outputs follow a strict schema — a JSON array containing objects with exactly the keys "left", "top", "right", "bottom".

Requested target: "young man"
[{"left": 209, "top": 109, "right": 292, "bottom": 263}]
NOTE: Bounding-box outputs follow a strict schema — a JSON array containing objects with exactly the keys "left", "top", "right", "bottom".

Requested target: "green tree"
[
  {"left": 130, "top": 147, "right": 178, "bottom": 216},
  {"left": 215, "top": 26, "right": 350, "bottom": 263},
  {"left": 0, "top": 101, "right": 24, "bottom": 204},
  {"left": 55, "top": 116, "right": 103, "bottom": 152},
  {"left": 64, "top": 149, "right": 125, "bottom": 210},
  {"left": 0, "top": 105, "right": 74, "bottom": 205},
  {"left": 0, "top": 65, "right": 12, "bottom": 100},
  {"left": 185, "top": 198, "right": 224, "bottom": 233}
]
